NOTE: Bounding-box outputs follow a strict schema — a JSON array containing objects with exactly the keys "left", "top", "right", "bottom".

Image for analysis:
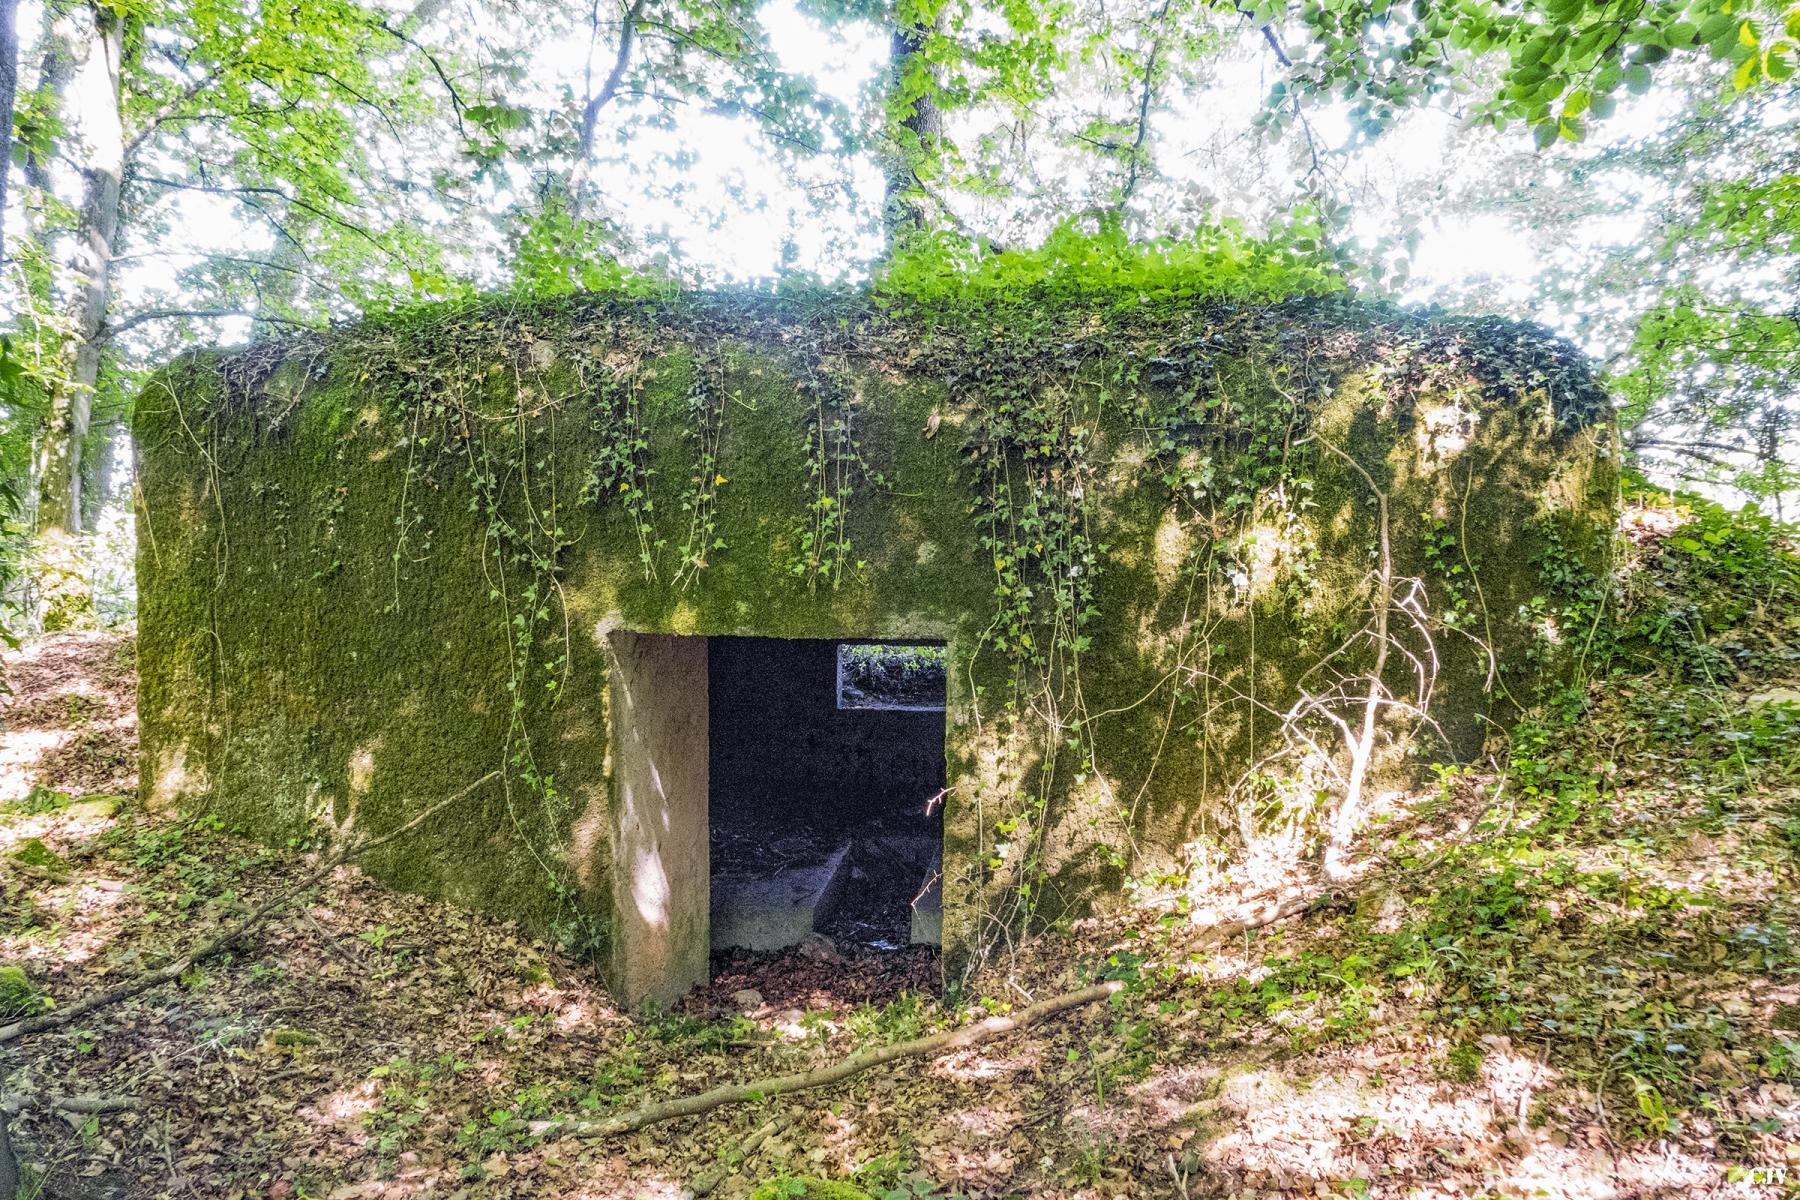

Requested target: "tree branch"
[
  {"left": 684, "top": 1113, "right": 792, "bottom": 1199},
  {"left": 135, "top": 175, "right": 392, "bottom": 257},
  {"left": 124, "top": 64, "right": 232, "bottom": 159},
  {"left": 529, "top": 892, "right": 1326, "bottom": 1141},
  {"left": 1258, "top": 21, "right": 1292, "bottom": 67},
  {"left": 375, "top": 17, "right": 467, "bottom": 137},
  {"left": 582, "top": 0, "right": 647, "bottom": 162},
  {"left": 98, "top": 308, "right": 322, "bottom": 342},
  {"left": 1119, "top": 0, "right": 1176, "bottom": 207}
]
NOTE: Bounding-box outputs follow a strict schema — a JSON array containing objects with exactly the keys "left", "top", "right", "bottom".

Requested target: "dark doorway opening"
[{"left": 708, "top": 637, "right": 945, "bottom": 953}]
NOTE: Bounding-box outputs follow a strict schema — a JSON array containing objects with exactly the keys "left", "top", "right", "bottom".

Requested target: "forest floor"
[{"left": 3, "top": 507, "right": 1800, "bottom": 1199}]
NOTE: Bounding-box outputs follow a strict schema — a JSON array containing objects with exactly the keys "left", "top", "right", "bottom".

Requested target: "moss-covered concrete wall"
[{"left": 135, "top": 291, "right": 1616, "bottom": 992}]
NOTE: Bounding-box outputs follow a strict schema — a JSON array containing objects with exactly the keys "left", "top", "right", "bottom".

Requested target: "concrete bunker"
[
  {"left": 607, "top": 633, "right": 945, "bottom": 1005},
  {"left": 134, "top": 292, "right": 1619, "bottom": 1013}
]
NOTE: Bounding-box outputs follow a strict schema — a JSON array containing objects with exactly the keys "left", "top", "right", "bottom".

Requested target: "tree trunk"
[
  {"left": 0, "top": 1107, "right": 17, "bottom": 1200},
  {"left": 0, "top": 0, "right": 18, "bottom": 261},
  {"left": 80, "top": 408, "right": 120, "bottom": 529},
  {"left": 33, "top": 5, "right": 123, "bottom": 631},
  {"left": 881, "top": 12, "right": 942, "bottom": 244}
]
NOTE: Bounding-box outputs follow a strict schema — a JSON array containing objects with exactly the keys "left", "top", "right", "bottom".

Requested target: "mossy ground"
[{"left": 4, "top": 503, "right": 1798, "bottom": 1197}]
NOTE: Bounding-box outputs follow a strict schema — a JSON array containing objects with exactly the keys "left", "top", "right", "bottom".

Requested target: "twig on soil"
[
  {"left": 0, "top": 771, "right": 501, "bottom": 1045},
  {"left": 531, "top": 891, "right": 1330, "bottom": 1142},
  {"left": 1166, "top": 1153, "right": 1193, "bottom": 1200},
  {"left": 50, "top": 1095, "right": 139, "bottom": 1115},
  {"left": 298, "top": 905, "right": 363, "bottom": 969},
  {"left": 684, "top": 1112, "right": 792, "bottom": 1199}
]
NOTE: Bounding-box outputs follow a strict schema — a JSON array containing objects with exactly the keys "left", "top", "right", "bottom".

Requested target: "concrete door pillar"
[{"left": 605, "top": 631, "right": 709, "bottom": 1007}]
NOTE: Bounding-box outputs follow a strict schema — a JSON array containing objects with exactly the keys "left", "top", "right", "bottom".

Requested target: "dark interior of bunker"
[{"left": 709, "top": 638, "right": 945, "bottom": 953}]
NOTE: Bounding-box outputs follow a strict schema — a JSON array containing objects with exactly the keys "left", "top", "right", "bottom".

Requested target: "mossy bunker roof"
[{"left": 134, "top": 290, "right": 1616, "bottom": 1002}]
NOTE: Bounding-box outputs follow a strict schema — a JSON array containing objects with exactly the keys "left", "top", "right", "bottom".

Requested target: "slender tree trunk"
[
  {"left": 0, "top": 0, "right": 18, "bottom": 261},
  {"left": 20, "top": 9, "right": 77, "bottom": 196},
  {"left": 567, "top": 0, "right": 644, "bottom": 218},
  {"left": 0, "top": 1109, "right": 18, "bottom": 1200},
  {"left": 33, "top": 5, "right": 123, "bottom": 630},
  {"left": 80, "top": 408, "right": 120, "bottom": 529},
  {"left": 881, "top": 10, "right": 942, "bottom": 244}
]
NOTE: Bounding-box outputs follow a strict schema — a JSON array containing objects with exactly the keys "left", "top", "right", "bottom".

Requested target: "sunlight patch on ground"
[
  {"left": 0, "top": 728, "right": 77, "bottom": 801},
  {"left": 20, "top": 878, "right": 130, "bottom": 966},
  {"left": 1203, "top": 1064, "right": 1508, "bottom": 1187},
  {"left": 1184, "top": 1050, "right": 1753, "bottom": 1198},
  {"left": 940, "top": 1103, "right": 1023, "bottom": 1139},
  {"left": 936, "top": 1048, "right": 1034, "bottom": 1082},
  {"left": 313, "top": 1080, "right": 380, "bottom": 1129},
  {"left": 553, "top": 999, "right": 592, "bottom": 1029},
  {"left": 820, "top": 1107, "right": 865, "bottom": 1175},
  {"left": 573, "top": 1174, "right": 685, "bottom": 1200},
  {"left": 1124, "top": 1060, "right": 1232, "bottom": 1126}
]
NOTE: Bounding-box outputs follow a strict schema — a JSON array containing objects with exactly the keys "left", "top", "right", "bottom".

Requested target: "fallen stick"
[
  {"left": 0, "top": 1092, "right": 141, "bottom": 1117},
  {"left": 0, "top": 772, "right": 500, "bottom": 1045},
  {"left": 531, "top": 981, "right": 1126, "bottom": 1141},
  {"left": 531, "top": 891, "right": 1328, "bottom": 1142},
  {"left": 683, "top": 1112, "right": 792, "bottom": 1199},
  {"left": 51, "top": 1095, "right": 140, "bottom": 1115}
]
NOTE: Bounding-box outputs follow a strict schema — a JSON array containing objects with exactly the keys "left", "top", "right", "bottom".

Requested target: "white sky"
[{"left": 2, "top": 0, "right": 1779, "bottom": 380}]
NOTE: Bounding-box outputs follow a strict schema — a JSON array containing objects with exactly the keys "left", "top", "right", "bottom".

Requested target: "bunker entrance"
[{"left": 708, "top": 637, "right": 946, "bottom": 954}]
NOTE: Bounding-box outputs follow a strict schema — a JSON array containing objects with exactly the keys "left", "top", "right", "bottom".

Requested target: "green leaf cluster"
[{"left": 874, "top": 213, "right": 1345, "bottom": 316}]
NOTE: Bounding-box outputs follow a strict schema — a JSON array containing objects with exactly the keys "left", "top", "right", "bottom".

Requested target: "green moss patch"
[
  {"left": 0, "top": 964, "right": 48, "bottom": 1019},
  {"left": 10, "top": 837, "right": 70, "bottom": 878}
]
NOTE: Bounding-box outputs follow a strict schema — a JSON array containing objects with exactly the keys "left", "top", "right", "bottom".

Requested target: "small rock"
[
  {"left": 797, "top": 932, "right": 844, "bottom": 964},
  {"left": 67, "top": 796, "right": 120, "bottom": 821},
  {"left": 731, "top": 988, "right": 764, "bottom": 1010}
]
